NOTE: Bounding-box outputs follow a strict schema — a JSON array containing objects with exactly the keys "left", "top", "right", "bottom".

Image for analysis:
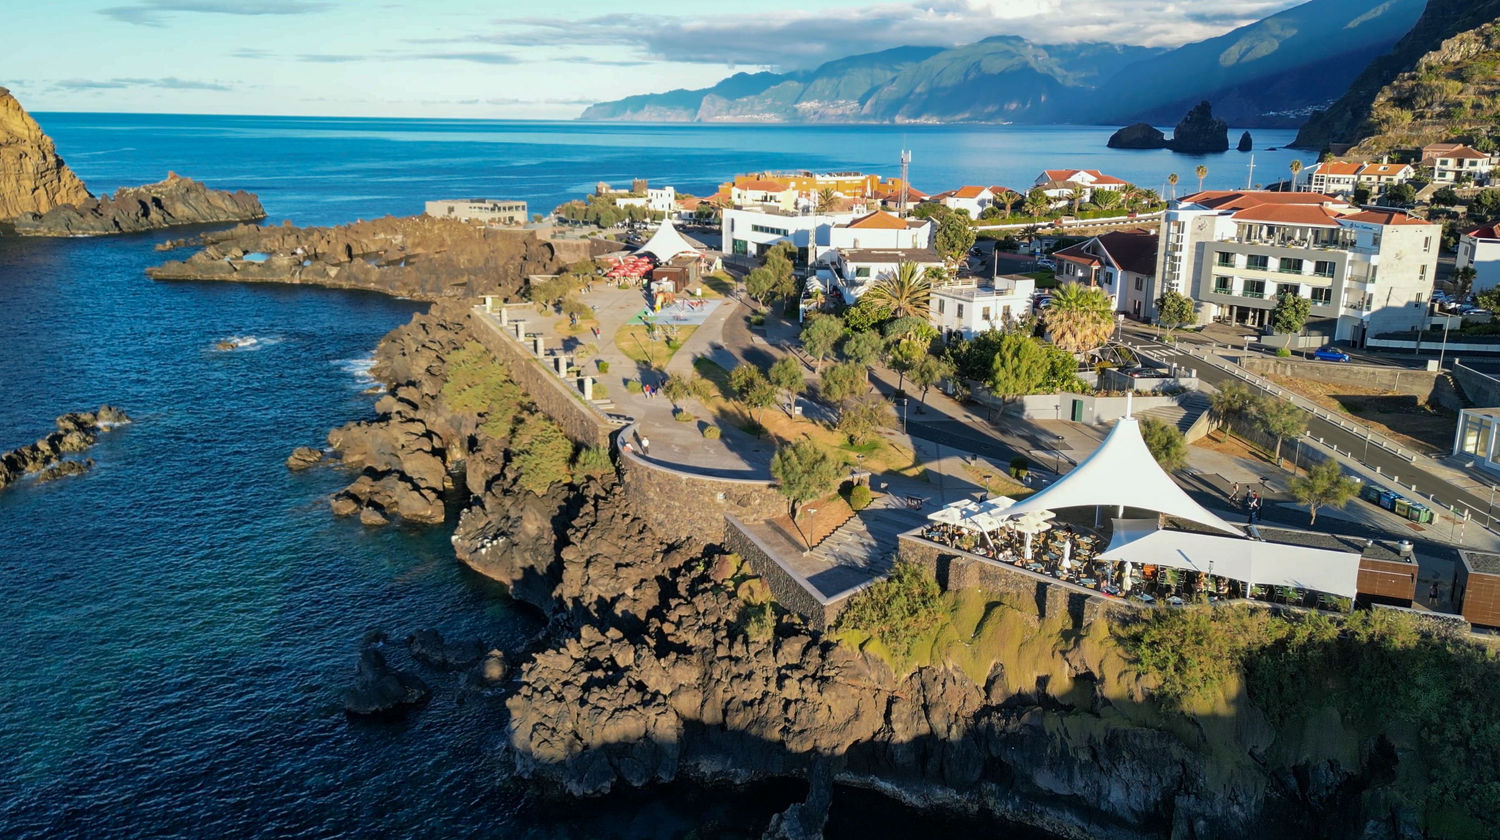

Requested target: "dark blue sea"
[{"left": 0, "top": 115, "right": 1297, "bottom": 839}]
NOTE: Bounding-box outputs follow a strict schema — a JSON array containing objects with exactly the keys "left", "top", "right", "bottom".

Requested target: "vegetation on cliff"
[{"left": 1295, "top": 0, "right": 1500, "bottom": 151}]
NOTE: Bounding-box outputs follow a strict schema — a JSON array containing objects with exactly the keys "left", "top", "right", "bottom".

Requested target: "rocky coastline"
[
  {"left": 1106, "top": 101, "right": 1230, "bottom": 154},
  {"left": 147, "top": 216, "right": 612, "bottom": 301},
  {"left": 0, "top": 405, "right": 130, "bottom": 490},
  {"left": 305, "top": 304, "right": 1427, "bottom": 840},
  {"left": 0, "top": 87, "right": 265, "bottom": 236}
]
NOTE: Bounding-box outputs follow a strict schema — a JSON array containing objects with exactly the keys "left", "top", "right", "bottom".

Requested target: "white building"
[
  {"left": 1433, "top": 146, "right": 1495, "bottom": 184},
  {"left": 1458, "top": 224, "right": 1500, "bottom": 293},
  {"left": 819, "top": 210, "right": 933, "bottom": 257},
  {"left": 1307, "top": 162, "right": 1362, "bottom": 196},
  {"left": 646, "top": 187, "right": 677, "bottom": 215},
  {"left": 1357, "top": 161, "right": 1415, "bottom": 190},
  {"left": 1157, "top": 191, "right": 1439, "bottom": 343},
  {"left": 425, "top": 198, "right": 528, "bottom": 225},
  {"left": 1033, "top": 169, "right": 1128, "bottom": 204},
  {"left": 1052, "top": 230, "right": 1159, "bottom": 318},
  {"left": 930, "top": 274, "right": 1036, "bottom": 339},
  {"left": 817, "top": 248, "right": 943, "bottom": 304},
  {"left": 932, "top": 186, "right": 994, "bottom": 217},
  {"left": 722, "top": 207, "right": 854, "bottom": 258}
]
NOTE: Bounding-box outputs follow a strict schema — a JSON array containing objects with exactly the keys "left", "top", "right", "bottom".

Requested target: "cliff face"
[
  {"left": 1294, "top": 0, "right": 1500, "bottom": 149},
  {"left": 0, "top": 86, "right": 91, "bottom": 222},
  {"left": 12, "top": 172, "right": 265, "bottom": 236}
]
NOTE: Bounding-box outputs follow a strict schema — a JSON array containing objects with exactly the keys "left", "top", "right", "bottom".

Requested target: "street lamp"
[
  {"left": 1055, "top": 434, "right": 1066, "bottom": 473},
  {"left": 1116, "top": 313, "right": 1124, "bottom": 344}
]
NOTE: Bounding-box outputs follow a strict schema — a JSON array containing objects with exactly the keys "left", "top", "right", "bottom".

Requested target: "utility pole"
[
  {"left": 1246, "top": 154, "right": 1256, "bottom": 190},
  {"left": 899, "top": 148, "right": 912, "bottom": 216}
]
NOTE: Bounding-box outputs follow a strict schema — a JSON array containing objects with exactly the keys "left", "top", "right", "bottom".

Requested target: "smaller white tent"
[
  {"left": 636, "top": 218, "right": 703, "bottom": 262},
  {"left": 1096, "top": 524, "right": 1360, "bottom": 598}
]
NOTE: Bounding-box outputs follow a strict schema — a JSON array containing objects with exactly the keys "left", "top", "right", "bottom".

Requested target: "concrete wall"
[
  {"left": 724, "top": 516, "right": 859, "bottom": 631},
  {"left": 897, "top": 534, "right": 1137, "bottom": 626},
  {"left": 617, "top": 445, "right": 786, "bottom": 544},
  {"left": 1004, "top": 392, "right": 1182, "bottom": 424},
  {"left": 1239, "top": 356, "right": 1440, "bottom": 398},
  {"left": 1455, "top": 364, "right": 1500, "bottom": 408},
  {"left": 470, "top": 309, "right": 614, "bottom": 449}
]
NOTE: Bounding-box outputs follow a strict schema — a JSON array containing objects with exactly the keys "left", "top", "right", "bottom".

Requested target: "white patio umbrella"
[
  {"left": 959, "top": 509, "right": 1004, "bottom": 551},
  {"left": 1009, "top": 510, "right": 1055, "bottom": 561},
  {"left": 1121, "top": 560, "right": 1134, "bottom": 592},
  {"left": 1060, "top": 538, "right": 1073, "bottom": 572},
  {"left": 927, "top": 507, "right": 967, "bottom": 525}
]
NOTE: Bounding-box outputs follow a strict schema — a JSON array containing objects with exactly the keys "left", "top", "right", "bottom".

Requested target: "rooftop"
[
  {"left": 952, "top": 185, "right": 990, "bottom": 198},
  {"left": 843, "top": 209, "right": 913, "bottom": 230},
  {"left": 1095, "top": 230, "right": 1159, "bottom": 276},
  {"left": 838, "top": 247, "right": 942, "bottom": 263},
  {"left": 1442, "top": 146, "right": 1491, "bottom": 160},
  {"left": 737, "top": 179, "right": 789, "bottom": 192},
  {"left": 1342, "top": 209, "right": 1432, "bottom": 227},
  {"left": 1466, "top": 224, "right": 1500, "bottom": 240},
  {"left": 1461, "top": 549, "right": 1500, "bottom": 575},
  {"left": 1317, "top": 162, "right": 1363, "bottom": 177},
  {"left": 1231, "top": 203, "right": 1346, "bottom": 227},
  {"left": 1181, "top": 190, "right": 1341, "bottom": 211},
  {"left": 1252, "top": 526, "right": 1407, "bottom": 563}
]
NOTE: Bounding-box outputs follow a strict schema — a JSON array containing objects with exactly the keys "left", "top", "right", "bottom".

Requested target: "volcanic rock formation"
[
  {"left": 0, "top": 86, "right": 91, "bottom": 222},
  {"left": 12, "top": 172, "right": 265, "bottom": 236}
]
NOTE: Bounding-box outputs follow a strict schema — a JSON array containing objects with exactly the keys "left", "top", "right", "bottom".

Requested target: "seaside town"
[{"left": 431, "top": 139, "right": 1500, "bottom": 637}]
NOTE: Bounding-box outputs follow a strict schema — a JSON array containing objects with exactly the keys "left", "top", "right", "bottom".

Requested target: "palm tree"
[
  {"left": 1092, "top": 188, "right": 1121, "bottom": 212},
  {"left": 1024, "top": 189, "right": 1051, "bottom": 220},
  {"left": 1068, "top": 187, "right": 1086, "bottom": 215},
  {"left": 1044, "top": 283, "right": 1115, "bottom": 354},
  {"left": 997, "top": 189, "right": 1021, "bottom": 218},
  {"left": 1166, "top": 173, "right": 1179, "bottom": 201},
  {"left": 1194, "top": 164, "right": 1208, "bottom": 193},
  {"left": 815, "top": 186, "right": 838, "bottom": 214},
  {"left": 863, "top": 261, "right": 931, "bottom": 319},
  {"left": 1289, "top": 160, "right": 1303, "bottom": 192}
]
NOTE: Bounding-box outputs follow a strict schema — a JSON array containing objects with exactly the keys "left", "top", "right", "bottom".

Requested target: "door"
[{"left": 1071, "top": 399, "right": 1084, "bottom": 422}]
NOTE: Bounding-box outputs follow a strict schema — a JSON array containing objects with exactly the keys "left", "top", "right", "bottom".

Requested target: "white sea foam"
[
  {"left": 213, "top": 335, "right": 282, "bottom": 351},
  {"left": 336, "top": 356, "right": 380, "bottom": 388}
]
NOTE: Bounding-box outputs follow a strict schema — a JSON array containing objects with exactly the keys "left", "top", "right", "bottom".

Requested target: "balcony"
[{"left": 1241, "top": 289, "right": 1266, "bottom": 300}]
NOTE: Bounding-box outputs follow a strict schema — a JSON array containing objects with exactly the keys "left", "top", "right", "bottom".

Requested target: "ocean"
[{"left": 0, "top": 114, "right": 1298, "bottom": 839}]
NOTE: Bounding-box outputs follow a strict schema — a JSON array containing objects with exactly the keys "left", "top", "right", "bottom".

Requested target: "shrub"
[
  {"left": 848, "top": 483, "right": 872, "bottom": 511},
  {"left": 740, "top": 419, "right": 767, "bottom": 437},
  {"left": 590, "top": 384, "right": 607, "bottom": 399},
  {"left": 572, "top": 446, "right": 614, "bottom": 478},
  {"left": 835, "top": 562, "right": 943, "bottom": 657},
  {"left": 596, "top": 360, "right": 610, "bottom": 374},
  {"left": 1009, "top": 456, "right": 1029, "bottom": 480},
  {"left": 703, "top": 425, "right": 722, "bottom": 440},
  {"left": 674, "top": 410, "right": 696, "bottom": 422},
  {"left": 626, "top": 380, "right": 644, "bottom": 394},
  {"left": 739, "top": 601, "right": 776, "bottom": 641},
  {"left": 511, "top": 414, "right": 574, "bottom": 495},
  {"left": 1275, "top": 347, "right": 1292, "bottom": 358}
]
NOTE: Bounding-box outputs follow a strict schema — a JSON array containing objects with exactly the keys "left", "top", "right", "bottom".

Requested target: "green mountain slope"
[
  {"left": 1294, "top": 0, "right": 1500, "bottom": 150},
  {"left": 1090, "top": 0, "right": 1426, "bottom": 127}
]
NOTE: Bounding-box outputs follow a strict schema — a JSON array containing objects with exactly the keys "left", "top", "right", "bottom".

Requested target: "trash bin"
[
  {"left": 1406, "top": 503, "right": 1433, "bottom": 524},
  {"left": 1377, "top": 490, "right": 1399, "bottom": 512},
  {"left": 1393, "top": 498, "right": 1411, "bottom": 519},
  {"left": 1360, "top": 484, "right": 1382, "bottom": 504}
]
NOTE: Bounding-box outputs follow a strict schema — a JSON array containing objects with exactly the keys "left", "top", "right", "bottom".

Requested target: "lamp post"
[
  {"left": 1055, "top": 434, "right": 1066, "bottom": 474},
  {"left": 1438, "top": 314, "right": 1453, "bottom": 371},
  {"left": 1116, "top": 313, "right": 1124, "bottom": 344}
]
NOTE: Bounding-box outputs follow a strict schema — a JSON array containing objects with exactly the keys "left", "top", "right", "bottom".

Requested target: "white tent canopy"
[
  {"left": 636, "top": 218, "right": 702, "bottom": 262},
  {"left": 1096, "top": 524, "right": 1360, "bottom": 598},
  {"left": 1001, "top": 416, "right": 1242, "bottom": 535}
]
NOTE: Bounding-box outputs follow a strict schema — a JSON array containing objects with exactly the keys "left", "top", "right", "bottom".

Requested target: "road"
[{"left": 1129, "top": 327, "right": 1500, "bottom": 528}]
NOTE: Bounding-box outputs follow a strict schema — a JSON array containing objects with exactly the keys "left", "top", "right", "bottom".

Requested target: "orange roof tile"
[
  {"left": 737, "top": 179, "right": 788, "bottom": 192},
  {"left": 1230, "top": 204, "right": 1344, "bottom": 226},
  {"left": 1468, "top": 224, "right": 1500, "bottom": 240},
  {"left": 1443, "top": 146, "right": 1491, "bottom": 160},
  {"left": 952, "top": 185, "right": 990, "bottom": 198},
  {"left": 1317, "top": 162, "right": 1362, "bottom": 176},
  {"left": 1342, "top": 210, "right": 1431, "bottom": 226},
  {"left": 1359, "top": 163, "right": 1409, "bottom": 176},
  {"left": 1181, "top": 190, "right": 1340, "bottom": 211},
  {"left": 844, "top": 210, "right": 910, "bottom": 230}
]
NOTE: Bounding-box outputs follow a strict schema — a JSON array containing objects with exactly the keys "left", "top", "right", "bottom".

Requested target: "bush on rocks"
[{"left": 703, "top": 425, "right": 721, "bottom": 440}]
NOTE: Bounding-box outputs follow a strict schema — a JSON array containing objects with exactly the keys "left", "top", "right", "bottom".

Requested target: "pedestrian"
[
  {"left": 1430, "top": 582, "right": 1440, "bottom": 603},
  {"left": 640, "top": 436, "right": 650, "bottom": 455},
  {"left": 1229, "top": 482, "right": 1240, "bottom": 504},
  {"left": 1246, "top": 492, "right": 1261, "bottom": 524}
]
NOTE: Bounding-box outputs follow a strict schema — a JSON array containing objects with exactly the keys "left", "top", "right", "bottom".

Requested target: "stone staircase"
[
  {"left": 1138, "top": 391, "right": 1212, "bottom": 440},
  {"left": 805, "top": 506, "right": 922, "bottom": 571}
]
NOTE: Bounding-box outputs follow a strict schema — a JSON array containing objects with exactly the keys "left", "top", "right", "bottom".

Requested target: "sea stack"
[
  {"left": 1167, "top": 101, "right": 1229, "bottom": 153},
  {"left": 1238, "top": 130, "right": 1254, "bottom": 152},
  {"left": 1107, "top": 122, "right": 1168, "bottom": 150},
  {"left": 0, "top": 86, "right": 91, "bottom": 222}
]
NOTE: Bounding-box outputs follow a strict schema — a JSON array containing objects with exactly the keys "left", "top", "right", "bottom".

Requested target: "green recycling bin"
[{"left": 1406, "top": 503, "right": 1433, "bottom": 524}]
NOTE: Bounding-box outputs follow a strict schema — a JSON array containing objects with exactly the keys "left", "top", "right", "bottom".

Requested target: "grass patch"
[
  {"left": 691, "top": 356, "right": 733, "bottom": 399},
  {"left": 1023, "top": 270, "right": 1057, "bottom": 289},
  {"left": 614, "top": 323, "right": 697, "bottom": 370}
]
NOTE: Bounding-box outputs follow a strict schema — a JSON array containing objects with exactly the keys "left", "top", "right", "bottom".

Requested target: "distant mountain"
[
  {"left": 1089, "top": 0, "right": 1427, "bottom": 127},
  {"left": 1294, "top": 0, "right": 1500, "bottom": 150},
  {"left": 579, "top": 0, "right": 1426, "bottom": 128}
]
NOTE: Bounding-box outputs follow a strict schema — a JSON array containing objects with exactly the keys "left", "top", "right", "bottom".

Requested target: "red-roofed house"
[
  {"left": 1054, "top": 229, "right": 1160, "bottom": 317},
  {"left": 937, "top": 185, "right": 994, "bottom": 217},
  {"left": 1308, "top": 162, "right": 1362, "bottom": 196},
  {"left": 1434, "top": 146, "right": 1495, "bottom": 184},
  {"left": 1459, "top": 224, "right": 1500, "bottom": 293},
  {"left": 1156, "top": 190, "right": 1439, "bottom": 342},
  {"left": 1356, "top": 161, "right": 1415, "bottom": 190},
  {"left": 1033, "top": 169, "right": 1129, "bottom": 204}
]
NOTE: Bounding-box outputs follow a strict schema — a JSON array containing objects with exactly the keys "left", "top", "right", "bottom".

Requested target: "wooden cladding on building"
[{"left": 1357, "top": 557, "right": 1417, "bottom": 605}]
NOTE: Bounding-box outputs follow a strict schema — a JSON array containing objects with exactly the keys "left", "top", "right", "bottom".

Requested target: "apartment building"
[
  {"left": 929, "top": 274, "right": 1036, "bottom": 340},
  {"left": 424, "top": 199, "right": 528, "bottom": 225},
  {"left": 1157, "top": 191, "right": 1439, "bottom": 343},
  {"left": 1433, "top": 146, "right": 1495, "bottom": 184}
]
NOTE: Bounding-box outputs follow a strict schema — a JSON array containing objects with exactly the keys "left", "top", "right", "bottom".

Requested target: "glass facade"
[{"left": 1457, "top": 411, "right": 1500, "bottom": 472}]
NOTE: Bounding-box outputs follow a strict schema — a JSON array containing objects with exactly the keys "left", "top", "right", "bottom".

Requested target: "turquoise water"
[{"left": 0, "top": 114, "right": 1273, "bottom": 838}]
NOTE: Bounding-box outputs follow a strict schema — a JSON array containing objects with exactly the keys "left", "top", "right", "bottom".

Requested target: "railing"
[{"left": 1241, "top": 290, "right": 1266, "bottom": 299}]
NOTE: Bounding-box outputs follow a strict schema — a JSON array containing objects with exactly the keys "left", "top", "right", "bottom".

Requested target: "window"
[
  {"left": 1001, "top": 305, "right": 1012, "bottom": 322},
  {"left": 1246, "top": 254, "right": 1269, "bottom": 271},
  {"left": 1216, "top": 251, "right": 1235, "bottom": 267},
  {"left": 750, "top": 224, "right": 790, "bottom": 236},
  {"left": 1134, "top": 277, "right": 1144, "bottom": 291},
  {"left": 1424, "top": 236, "right": 1433, "bottom": 252},
  {"left": 981, "top": 306, "right": 992, "bottom": 322},
  {"left": 1279, "top": 257, "right": 1304, "bottom": 274},
  {"left": 732, "top": 239, "right": 748, "bottom": 256},
  {"left": 855, "top": 267, "right": 870, "bottom": 279},
  {"left": 1370, "top": 266, "right": 1379, "bottom": 284},
  {"left": 956, "top": 303, "right": 965, "bottom": 319},
  {"left": 1243, "top": 279, "right": 1265, "bottom": 299},
  {"left": 1311, "top": 288, "right": 1332, "bottom": 305},
  {"left": 937, "top": 299, "right": 945, "bottom": 315},
  {"left": 1314, "top": 260, "right": 1335, "bottom": 278},
  {"left": 1419, "top": 264, "right": 1428, "bottom": 282},
  {"left": 1213, "top": 276, "right": 1233, "bottom": 294}
]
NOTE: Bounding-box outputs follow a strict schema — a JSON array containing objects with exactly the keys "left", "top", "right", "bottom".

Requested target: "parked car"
[
  {"left": 1312, "top": 345, "right": 1351, "bottom": 362},
  {"left": 1036, "top": 258, "right": 1056, "bottom": 269},
  {"left": 1461, "top": 306, "right": 1491, "bottom": 316}
]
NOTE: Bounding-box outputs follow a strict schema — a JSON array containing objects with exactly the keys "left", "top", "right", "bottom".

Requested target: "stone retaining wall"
[
  {"left": 1238, "top": 356, "right": 1442, "bottom": 399},
  {"left": 723, "top": 516, "right": 854, "bottom": 631},
  {"left": 897, "top": 534, "right": 1137, "bottom": 625},
  {"left": 470, "top": 308, "right": 614, "bottom": 449},
  {"left": 617, "top": 443, "right": 786, "bottom": 544}
]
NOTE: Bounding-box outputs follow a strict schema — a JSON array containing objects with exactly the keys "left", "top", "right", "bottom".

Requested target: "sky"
[{"left": 2, "top": 0, "right": 1306, "bottom": 119}]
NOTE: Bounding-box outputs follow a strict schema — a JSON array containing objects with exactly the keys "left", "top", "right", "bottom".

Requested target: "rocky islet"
[{"left": 0, "top": 405, "right": 130, "bottom": 490}]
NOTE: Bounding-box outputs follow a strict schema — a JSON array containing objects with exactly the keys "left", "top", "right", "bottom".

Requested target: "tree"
[
  {"left": 1253, "top": 395, "right": 1307, "bottom": 468},
  {"left": 820, "top": 361, "right": 868, "bottom": 405},
  {"left": 1167, "top": 173, "right": 1179, "bottom": 200},
  {"left": 1024, "top": 188, "right": 1051, "bottom": 219},
  {"left": 1092, "top": 188, "right": 1121, "bottom": 212},
  {"left": 863, "top": 261, "right": 932, "bottom": 319},
  {"left": 729, "top": 365, "right": 776, "bottom": 420},
  {"left": 1044, "top": 282, "right": 1115, "bottom": 354},
  {"left": 511, "top": 415, "right": 574, "bottom": 495},
  {"left": 661, "top": 375, "right": 691, "bottom": 406},
  {"left": 1289, "top": 458, "right": 1359, "bottom": 524},
  {"left": 908, "top": 353, "right": 954, "bottom": 408},
  {"left": 1270, "top": 291, "right": 1311, "bottom": 351},
  {"left": 769, "top": 439, "right": 840, "bottom": 518},
  {"left": 1195, "top": 164, "right": 1208, "bottom": 193},
  {"left": 935, "top": 214, "right": 976, "bottom": 264},
  {"left": 996, "top": 189, "right": 1021, "bottom": 217},
  {"left": 1386, "top": 182, "right": 1416, "bottom": 207},
  {"left": 815, "top": 186, "right": 838, "bottom": 214},
  {"left": 841, "top": 329, "right": 883, "bottom": 379},
  {"left": 842, "top": 296, "right": 894, "bottom": 332},
  {"left": 1454, "top": 265, "right": 1477, "bottom": 302},
  {"left": 1141, "top": 417, "right": 1188, "bottom": 472},
  {"left": 987, "top": 333, "right": 1048, "bottom": 406},
  {"left": 1288, "top": 159, "right": 1303, "bottom": 191},
  {"left": 1432, "top": 186, "right": 1462, "bottom": 207},
  {"left": 1068, "top": 187, "right": 1086, "bottom": 215},
  {"left": 836, "top": 394, "right": 894, "bottom": 444},
  {"left": 745, "top": 266, "right": 776, "bottom": 304},
  {"left": 800, "top": 314, "right": 843, "bottom": 373},
  {"left": 1352, "top": 184, "right": 1372, "bottom": 205},
  {"left": 768, "top": 356, "right": 805, "bottom": 413},
  {"left": 1209, "top": 381, "right": 1254, "bottom": 432},
  {"left": 1155, "top": 290, "right": 1195, "bottom": 338}
]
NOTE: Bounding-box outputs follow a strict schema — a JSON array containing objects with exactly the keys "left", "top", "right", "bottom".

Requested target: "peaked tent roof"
[
  {"left": 1001, "top": 415, "right": 1243, "bottom": 535},
  {"left": 636, "top": 218, "right": 702, "bottom": 262}
]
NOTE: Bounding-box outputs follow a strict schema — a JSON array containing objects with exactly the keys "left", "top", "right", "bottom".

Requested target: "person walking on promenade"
[
  {"left": 1229, "top": 482, "right": 1241, "bottom": 504},
  {"left": 640, "top": 436, "right": 650, "bottom": 455},
  {"left": 1246, "top": 492, "right": 1261, "bottom": 524}
]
